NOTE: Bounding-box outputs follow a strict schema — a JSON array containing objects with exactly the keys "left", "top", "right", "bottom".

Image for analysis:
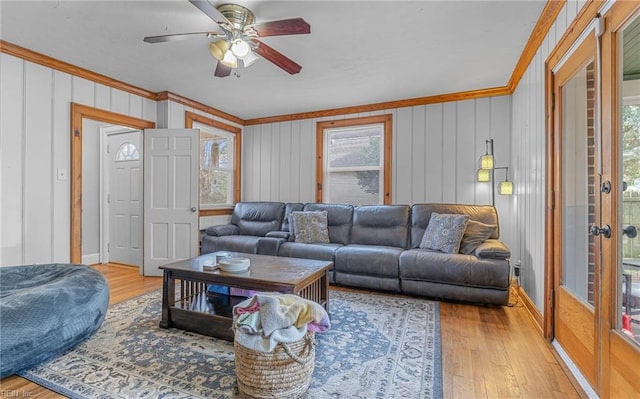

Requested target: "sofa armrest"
[
  {"left": 205, "top": 224, "right": 240, "bottom": 237},
  {"left": 266, "top": 231, "right": 292, "bottom": 240},
  {"left": 257, "top": 237, "right": 286, "bottom": 256},
  {"left": 474, "top": 239, "right": 511, "bottom": 260}
]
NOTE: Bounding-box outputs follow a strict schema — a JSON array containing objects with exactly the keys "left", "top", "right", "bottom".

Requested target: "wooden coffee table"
[{"left": 159, "top": 252, "right": 332, "bottom": 341}]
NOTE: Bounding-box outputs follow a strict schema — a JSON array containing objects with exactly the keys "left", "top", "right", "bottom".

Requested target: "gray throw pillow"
[
  {"left": 290, "top": 211, "right": 330, "bottom": 243},
  {"left": 420, "top": 212, "right": 469, "bottom": 254},
  {"left": 459, "top": 220, "right": 498, "bottom": 254}
]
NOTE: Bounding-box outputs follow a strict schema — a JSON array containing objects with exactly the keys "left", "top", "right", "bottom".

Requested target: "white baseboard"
[{"left": 82, "top": 253, "right": 100, "bottom": 265}]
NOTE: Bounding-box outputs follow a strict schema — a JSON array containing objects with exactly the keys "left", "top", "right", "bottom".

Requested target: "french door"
[
  {"left": 552, "top": 32, "right": 600, "bottom": 390},
  {"left": 550, "top": 3, "right": 640, "bottom": 397},
  {"left": 600, "top": 3, "right": 640, "bottom": 397}
]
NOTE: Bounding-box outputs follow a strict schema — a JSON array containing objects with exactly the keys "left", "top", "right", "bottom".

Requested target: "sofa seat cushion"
[
  {"left": 399, "top": 249, "right": 509, "bottom": 290},
  {"left": 278, "top": 242, "right": 342, "bottom": 261},
  {"left": 0, "top": 264, "right": 109, "bottom": 378},
  {"left": 335, "top": 245, "right": 403, "bottom": 278},
  {"left": 206, "top": 235, "right": 263, "bottom": 254}
]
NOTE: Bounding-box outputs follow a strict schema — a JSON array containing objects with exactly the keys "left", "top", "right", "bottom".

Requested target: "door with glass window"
[
  {"left": 107, "top": 131, "right": 142, "bottom": 267},
  {"left": 552, "top": 33, "right": 600, "bottom": 391},
  {"left": 552, "top": 5, "right": 640, "bottom": 396},
  {"left": 602, "top": 5, "right": 640, "bottom": 396}
]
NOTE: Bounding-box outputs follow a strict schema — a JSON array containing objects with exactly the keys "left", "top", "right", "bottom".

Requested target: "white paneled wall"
[
  {"left": 510, "top": 0, "right": 586, "bottom": 311},
  {"left": 242, "top": 96, "right": 516, "bottom": 251},
  {"left": 0, "top": 53, "right": 156, "bottom": 266}
]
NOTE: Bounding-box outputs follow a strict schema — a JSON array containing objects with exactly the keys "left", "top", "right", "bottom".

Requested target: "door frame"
[{"left": 70, "top": 103, "right": 155, "bottom": 264}]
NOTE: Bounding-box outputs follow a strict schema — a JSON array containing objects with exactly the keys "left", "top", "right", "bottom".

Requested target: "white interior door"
[
  {"left": 143, "top": 128, "right": 199, "bottom": 276},
  {"left": 107, "top": 131, "right": 142, "bottom": 267}
]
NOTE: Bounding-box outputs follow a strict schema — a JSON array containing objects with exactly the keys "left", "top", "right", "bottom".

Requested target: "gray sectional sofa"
[{"left": 201, "top": 201, "right": 512, "bottom": 305}]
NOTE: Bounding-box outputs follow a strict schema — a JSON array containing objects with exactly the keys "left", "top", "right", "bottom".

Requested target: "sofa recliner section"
[
  {"left": 333, "top": 205, "right": 410, "bottom": 292},
  {"left": 201, "top": 201, "right": 285, "bottom": 254}
]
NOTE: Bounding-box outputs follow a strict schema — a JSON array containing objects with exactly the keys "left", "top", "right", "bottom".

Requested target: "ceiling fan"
[{"left": 143, "top": 0, "right": 310, "bottom": 77}]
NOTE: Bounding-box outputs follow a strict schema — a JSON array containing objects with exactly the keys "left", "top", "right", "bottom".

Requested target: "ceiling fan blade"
[
  {"left": 248, "top": 18, "right": 310, "bottom": 37},
  {"left": 143, "top": 32, "right": 218, "bottom": 43},
  {"left": 252, "top": 39, "right": 302, "bottom": 75},
  {"left": 214, "top": 62, "right": 232, "bottom": 77},
  {"left": 188, "top": 0, "right": 231, "bottom": 26}
]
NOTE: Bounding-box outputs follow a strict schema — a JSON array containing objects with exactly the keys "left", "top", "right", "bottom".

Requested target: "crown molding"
[
  {"left": 0, "top": 40, "right": 156, "bottom": 100},
  {"left": 156, "top": 91, "right": 245, "bottom": 126},
  {"left": 244, "top": 86, "right": 511, "bottom": 126}
]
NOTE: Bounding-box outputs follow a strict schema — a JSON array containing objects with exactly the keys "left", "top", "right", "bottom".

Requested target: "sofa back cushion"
[
  {"left": 231, "top": 202, "right": 285, "bottom": 236},
  {"left": 303, "top": 203, "right": 353, "bottom": 245},
  {"left": 281, "top": 203, "right": 304, "bottom": 231},
  {"left": 410, "top": 203, "right": 499, "bottom": 248},
  {"left": 351, "top": 205, "right": 411, "bottom": 248}
]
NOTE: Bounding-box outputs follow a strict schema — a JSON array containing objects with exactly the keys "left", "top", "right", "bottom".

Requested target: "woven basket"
[{"left": 234, "top": 332, "right": 316, "bottom": 399}]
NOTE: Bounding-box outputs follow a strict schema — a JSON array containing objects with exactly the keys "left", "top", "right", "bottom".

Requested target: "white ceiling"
[{"left": 0, "top": 0, "right": 547, "bottom": 120}]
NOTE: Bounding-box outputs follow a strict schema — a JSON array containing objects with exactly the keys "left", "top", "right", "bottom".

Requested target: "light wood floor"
[{"left": 1, "top": 264, "right": 584, "bottom": 398}]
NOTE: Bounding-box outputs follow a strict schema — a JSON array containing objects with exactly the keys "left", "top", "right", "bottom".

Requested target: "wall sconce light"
[{"left": 476, "top": 139, "right": 514, "bottom": 205}]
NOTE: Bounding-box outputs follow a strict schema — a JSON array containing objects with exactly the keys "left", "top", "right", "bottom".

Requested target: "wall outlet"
[{"left": 514, "top": 265, "right": 521, "bottom": 277}]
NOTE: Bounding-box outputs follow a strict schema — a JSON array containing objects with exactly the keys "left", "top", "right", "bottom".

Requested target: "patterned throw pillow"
[
  {"left": 420, "top": 213, "right": 469, "bottom": 254},
  {"left": 290, "top": 211, "right": 330, "bottom": 243},
  {"left": 459, "top": 220, "right": 497, "bottom": 254}
]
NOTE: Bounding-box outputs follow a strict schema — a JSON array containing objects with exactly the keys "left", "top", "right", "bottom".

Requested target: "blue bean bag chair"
[{"left": 0, "top": 264, "right": 109, "bottom": 378}]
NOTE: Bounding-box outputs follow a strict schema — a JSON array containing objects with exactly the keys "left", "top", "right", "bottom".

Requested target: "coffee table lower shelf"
[{"left": 163, "top": 292, "right": 247, "bottom": 341}]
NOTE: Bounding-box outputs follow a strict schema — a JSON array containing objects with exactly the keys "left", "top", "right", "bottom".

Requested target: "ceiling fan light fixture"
[
  {"left": 209, "top": 41, "right": 229, "bottom": 61},
  {"left": 221, "top": 49, "right": 238, "bottom": 68},
  {"left": 231, "top": 39, "right": 251, "bottom": 58},
  {"left": 242, "top": 50, "right": 260, "bottom": 67}
]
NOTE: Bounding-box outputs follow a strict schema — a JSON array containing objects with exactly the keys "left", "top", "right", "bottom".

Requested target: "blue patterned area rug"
[{"left": 19, "top": 290, "right": 442, "bottom": 398}]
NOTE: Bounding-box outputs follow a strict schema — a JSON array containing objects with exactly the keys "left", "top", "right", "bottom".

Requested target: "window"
[
  {"left": 186, "top": 112, "right": 241, "bottom": 215},
  {"left": 200, "top": 128, "right": 234, "bottom": 206},
  {"left": 114, "top": 142, "right": 139, "bottom": 161},
  {"left": 316, "top": 115, "right": 392, "bottom": 204}
]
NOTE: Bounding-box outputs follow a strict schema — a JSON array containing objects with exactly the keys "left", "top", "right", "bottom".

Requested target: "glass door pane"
[
  {"left": 563, "top": 60, "right": 596, "bottom": 307},
  {"left": 619, "top": 16, "right": 640, "bottom": 345}
]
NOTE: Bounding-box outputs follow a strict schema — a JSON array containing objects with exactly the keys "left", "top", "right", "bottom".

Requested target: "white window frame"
[
  {"left": 196, "top": 122, "right": 235, "bottom": 209},
  {"left": 316, "top": 114, "right": 392, "bottom": 204},
  {"left": 186, "top": 111, "right": 242, "bottom": 215},
  {"left": 323, "top": 124, "right": 385, "bottom": 204}
]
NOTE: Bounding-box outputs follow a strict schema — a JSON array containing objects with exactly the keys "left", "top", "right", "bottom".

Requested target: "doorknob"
[
  {"left": 191, "top": 207, "right": 197, "bottom": 213},
  {"left": 623, "top": 225, "right": 638, "bottom": 239},
  {"left": 590, "top": 224, "right": 612, "bottom": 238}
]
